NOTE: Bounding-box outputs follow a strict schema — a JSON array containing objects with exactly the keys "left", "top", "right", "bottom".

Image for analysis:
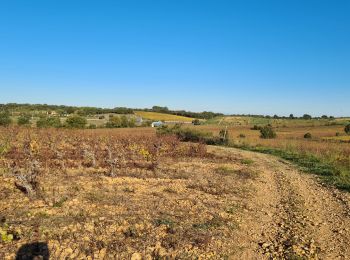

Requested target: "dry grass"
[{"left": 191, "top": 124, "right": 350, "bottom": 170}]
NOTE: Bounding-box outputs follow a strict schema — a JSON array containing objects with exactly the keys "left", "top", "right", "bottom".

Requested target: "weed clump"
[{"left": 260, "top": 125, "right": 276, "bottom": 139}]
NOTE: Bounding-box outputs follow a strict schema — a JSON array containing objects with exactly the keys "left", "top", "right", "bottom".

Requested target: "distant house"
[{"left": 151, "top": 121, "right": 163, "bottom": 127}]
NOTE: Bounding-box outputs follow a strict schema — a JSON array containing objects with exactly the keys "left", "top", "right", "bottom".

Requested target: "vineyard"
[{"left": 0, "top": 127, "right": 254, "bottom": 259}]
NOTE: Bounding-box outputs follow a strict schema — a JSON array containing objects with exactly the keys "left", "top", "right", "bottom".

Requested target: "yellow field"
[
  {"left": 323, "top": 135, "right": 350, "bottom": 142},
  {"left": 134, "top": 111, "right": 194, "bottom": 122}
]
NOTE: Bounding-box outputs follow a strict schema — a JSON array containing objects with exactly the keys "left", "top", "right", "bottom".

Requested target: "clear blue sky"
[{"left": 0, "top": 0, "right": 349, "bottom": 116}]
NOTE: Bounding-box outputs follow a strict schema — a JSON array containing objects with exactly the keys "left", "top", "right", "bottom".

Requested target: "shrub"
[
  {"left": 260, "top": 125, "right": 276, "bottom": 139},
  {"left": 36, "top": 117, "right": 61, "bottom": 128},
  {"left": 0, "top": 111, "right": 12, "bottom": 126},
  {"left": 336, "top": 132, "right": 341, "bottom": 136},
  {"left": 304, "top": 132, "right": 312, "bottom": 139},
  {"left": 106, "top": 115, "right": 135, "bottom": 128},
  {"left": 345, "top": 124, "right": 350, "bottom": 135},
  {"left": 17, "top": 114, "right": 31, "bottom": 126},
  {"left": 192, "top": 119, "right": 201, "bottom": 125},
  {"left": 88, "top": 124, "right": 97, "bottom": 129},
  {"left": 65, "top": 115, "right": 87, "bottom": 129},
  {"left": 106, "top": 116, "right": 122, "bottom": 128},
  {"left": 238, "top": 133, "right": 246, "bottom": 138},
  {"left": 157, "top": 125, "right": 228, "bottom": 145}
]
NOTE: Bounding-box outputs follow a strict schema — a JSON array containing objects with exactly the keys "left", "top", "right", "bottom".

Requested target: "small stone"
[{"left": 131, "top": 253, "right": 142, "bottom": 260}]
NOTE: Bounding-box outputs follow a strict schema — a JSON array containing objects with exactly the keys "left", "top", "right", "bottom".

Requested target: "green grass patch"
[
  {"left": 241, "top": 159, "right": 254, "bottom": 165},
  {"left": 232, "top": 144, "right": 350, "bottom": 191},
  {"left": 215, "top": 166, "right": 236, "bottom": 176}
]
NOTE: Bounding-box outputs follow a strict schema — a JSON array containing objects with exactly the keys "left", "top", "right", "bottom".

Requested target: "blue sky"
[{"left": 0, "top": 0, "right": 349, "bottom": 116}]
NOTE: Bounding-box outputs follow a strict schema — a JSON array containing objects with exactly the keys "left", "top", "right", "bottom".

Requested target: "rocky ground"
[{"left": 1, "top": 146, "right": 349, "bottom": 259}]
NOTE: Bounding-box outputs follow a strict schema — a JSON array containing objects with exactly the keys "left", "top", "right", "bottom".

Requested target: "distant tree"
[
  {"left": 17, "top": 114, "right": 31, "bottom": 126},
  {"left": 260, "top": 125, "right": 277, "bottom": 139},
  {"left": 302, "top": 114, "right": 312, "bottom": 120},
  {"left": 0, "top": 111, "right": 12, "bottom": 126},
  {"left": 273, "top": 114, "right": 279, "bottom": 119},
  {"left": 321, "top": 115, "right": 328, "bottom": 119},
  {"left": 289, "top": 114, "right": 294, "bottom": 119},
  {"left": 345, "top": 124, "right": 350, "bottom": 135},
  {"left": 36, "top": 117, "right": 61, "bottom": 128},
  {"left": 65, "top": 115, "right": 87, "bottom": 128},
  {"left": 152, "top": 106, "right": 169, "bottom": 113}
]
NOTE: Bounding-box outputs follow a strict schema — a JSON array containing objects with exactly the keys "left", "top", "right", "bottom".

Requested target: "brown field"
[
  {"left": 1, "top": 124, "right": 350, "bottom": 259},
  {"left": 0, "top": 127, "right": 252, "bottom": 258}
]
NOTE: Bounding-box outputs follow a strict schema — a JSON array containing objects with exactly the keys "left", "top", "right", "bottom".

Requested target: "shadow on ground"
[{"left": 16, "top": 242, "right": 50, "bottom": 260}]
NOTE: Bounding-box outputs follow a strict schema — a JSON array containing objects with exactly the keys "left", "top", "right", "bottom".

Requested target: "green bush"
[
  {"left": 260, "top": 125, "right": 276, "bottom": 139},
  {"left": 17, "top": 114, "right": 31, "bottom": 126},
  {"left": 345, "top": 124, "right": 350, "bottom": 135},
  {"left": 0, "top": 111, "right": 12, "bottom": 126},
  {"left": 65, "top": 115, "right": 87, "bottom": 129},
  {"left": 36, "top": 117, "right": 61, "bottom": 128},
  {"left": 106, "top": 116, "right": 121, "bottom": 128},
  {"left": 157, "top": 125, "right": 228, "bottom": 145},
  {"left": 106, "top": 115, "right": 136, "bottom": 128},
  {"left": 304, "top": 132, "right": 312, "bottom": 139}
]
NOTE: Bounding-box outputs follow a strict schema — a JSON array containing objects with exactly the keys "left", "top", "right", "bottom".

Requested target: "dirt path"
[{"left": 210, "top": 146, "right": 350, "bottom": 259}]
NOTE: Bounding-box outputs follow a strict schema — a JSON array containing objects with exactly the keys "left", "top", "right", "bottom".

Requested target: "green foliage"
[
  {"left": 233, "top": 144, "right": 350, "bottom": 192},
  {"left": 0, "top": 111, "right": 12, "bottom": 126},
  {"left": 36, "top": 117, "right": 61, "bottom": 128},
  {"left": 259, "top": 125, "right": 276, "bottom": 139},
  {"left": 106, "top": 115, "right": 136, "bottom": 128},
  {"left": 65, "top": 115, "right": 87, "bottom": 129},
  {"left": 241, "top": 159, "right": 254, "bottom": 165},
  {"left": 17, "top": 114, "right": 31, "bottom": 126},
  {"left": 0, "top": 228, "right": 13, "bottom": 243},
  {"left": 304, "top": 132, "right": 312, "bottom": 139},
  {"left": 157, "top": 125, "right": 228, "bottom": 145},
  {"left": 302, "top": 114, "right": 312, "bottom": 120},
  {"left": 106, "top": 116, "right": 121, "bottom": 128},
  {"left": 345, "top": 124, "right": 350, "bottom": 135}
]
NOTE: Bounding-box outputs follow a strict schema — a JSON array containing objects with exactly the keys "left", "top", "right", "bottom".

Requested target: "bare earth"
[
  {"left": 211, "top": 146, "right": 350, "bottom": 259},
  {"left": 1, "top": 146, "right": 349, "bottom": 259}
]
